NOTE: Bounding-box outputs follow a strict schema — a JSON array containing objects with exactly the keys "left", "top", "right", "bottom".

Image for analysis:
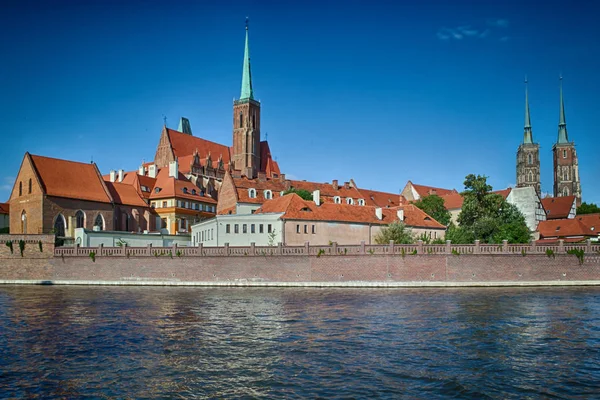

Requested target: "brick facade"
[
  {"left": 232, "top": 99, "right": 261, "bottom": 178},
  {"left": 9, "top": 154, "right": 44, "bottom": 234},
  {"left": 553, "top": 143, "right": 581, "bottom": 205},
  {"left": 516, "top": 143, "right": 541, "bottom": 195}
]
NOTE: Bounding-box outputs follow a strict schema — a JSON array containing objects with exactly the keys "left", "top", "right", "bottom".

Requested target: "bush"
[
  {"left": 5, "top": 240, "right": 13, "bottom": 254},
  {"left": 566, "top": 248, "right": 584, "bottom": 265},
  {"left": 89, "top": 251, "right": 96, "bottom": 262},
  {"left": 375, "top": 221, "right": 414, "bottom": 244},
  {"left": 546, "top": 249, "right": 555, "bottom": 259},
  {"left": 18, "top": 240, "right": 25, "bottom": 257}
]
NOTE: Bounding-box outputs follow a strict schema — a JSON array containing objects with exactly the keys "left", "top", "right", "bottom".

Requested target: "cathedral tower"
[
  {"left": 552, "top": 77, "right": 581, "bottom": 205},
  {"left": 232, "top": 20, "right": 261, "bottom": 178},
  {"left": 516, "top": 78, "right": 541, "bottom": 195}
]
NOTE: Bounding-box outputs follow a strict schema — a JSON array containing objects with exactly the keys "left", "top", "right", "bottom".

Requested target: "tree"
[
  {"left": 577, "top": 202, "right": 600, "bottom": 215},
  {"left": 413, "top": 194, "right": 451, "bottom": 226},
  {"left": 448, "top": 174, "right": 531, "bottom": 244},
  {"left": 282, "top": 188, "right": 313, "bottom": 201},
  {"left": 374, "top": 221, "right": 414, "bottom": 244}
]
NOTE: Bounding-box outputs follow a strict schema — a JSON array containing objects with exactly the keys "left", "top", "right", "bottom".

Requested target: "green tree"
[
  {"left": 577, "top": 202, "right": 600, "bottom": 215},
  {"left": 449, "top": 174, "right": 531, "bottom": 244},
  {"left": 282, "top": 188, "right": 313, "bottom": 201},
  {"left": 374, "top": 221, "right": 414, "bottom": 244},
  {"left": 413, "top": 194, "right": 452, "bottom": 226}
]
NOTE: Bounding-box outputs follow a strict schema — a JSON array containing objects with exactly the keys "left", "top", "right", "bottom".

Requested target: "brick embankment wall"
[
  {"left": 0, "top": 235, "right": 55, "bottom": 281},
  {"left": 1, "top": 250, "right": 600, "bottom": 287}
]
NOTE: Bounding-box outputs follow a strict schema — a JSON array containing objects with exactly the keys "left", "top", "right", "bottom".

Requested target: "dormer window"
[
  {"left": 183, "top": 187, "right": 188, "bottom": 194},
  {"left": 301, "top": 207, "right": 311, "bottom": 212},
  {"left": 358, "top": 199, "right": 365, "bottom": 206},
  {"left": 192, "top": 189, "right": 197, "bottom": 195},
  {"left": 334, "top": 196, "right": 341, "bottom": 204},
  {"left": 264, "top": 190, "right": 272, "bottom": 200},
  {"left": 346, "top": 198, "right": 354, "bottom": 205},
  {"left": 154, "top": 187, "right": 161, "bottom": 194},
  {"left": 141, "top": 185, "right": 150, "bottom": 192},
  {"left": 249, "top": 188, "right": 257, "bottom": 199}
]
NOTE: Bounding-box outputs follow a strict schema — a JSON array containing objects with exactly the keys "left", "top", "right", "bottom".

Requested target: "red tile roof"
[
  {"left": 492, "top": 188, "right": 512, "bottom": 199},
  {"left": 149, "top": 168, "right": 216, "bottom": 204},
  {"left": 29, "top": 154, "right": 112, "bottom": 203},
  {"left": 411, "top": 183, "right": 457, "bottom": 198},
  {"left": 260, "top": 141, "right": 281, "bottom": 177},
  {"left": 440, "top": 192, "right": 464, "bottom": 210},
  {"left": 288, "top": 179, "right": 363, "bottom": 202},
  {"left": 359, "top": 189, "right": 405, "bottom": 208},
  {"left": 105, "top": 182, "right": 148, "bottom": 207},
  {"left": 541, "top": 196, "right": 576, "bottom": 219},
  {"left": 576, "top": 213, "right": 600, "bottom": 233},
  {"left": 167, "top": 128, "right": 231, "bottom": 164},
  {"left": 537, "top": 218, "right": 595, "bottom": 239},
  {"left": 234, "top": 176, "right": 288, "bottom": 204},
  {"left": 0, "top": 202, "right": 9, "bottom": 215},
  {"left": 256, "top": 194, "right": 446, "bottom": 229}
]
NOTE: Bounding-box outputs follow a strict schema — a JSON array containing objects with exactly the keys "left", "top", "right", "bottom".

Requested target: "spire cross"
[
  {"left": 163, "top": 115, "right": 167, "bottom": 127},
  {"left": 245, "top": 16, "right": 249, "bottom": 30}
]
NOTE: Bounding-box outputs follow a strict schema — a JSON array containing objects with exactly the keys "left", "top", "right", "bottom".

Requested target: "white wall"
[
  {"left": 75, "top": 228, "right": 191, "bottom": 247},
  {"left": 506, "top": 186, "right": 546, "bottom": 232},
  {"left": 191, "top": 213, "right": 284, "bottom": 246},
  {"left": 236, "top": 203, "right": 261, "bottom": 215}
]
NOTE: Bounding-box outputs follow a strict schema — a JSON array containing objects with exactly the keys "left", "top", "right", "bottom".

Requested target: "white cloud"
[{"left": 438, "top": 19, "right": 508, "bottom": 41}]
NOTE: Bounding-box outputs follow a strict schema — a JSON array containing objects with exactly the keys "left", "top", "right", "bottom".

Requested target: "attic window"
[
  {"left": 141, "top": 185, "right": 150, "bottom": 192},
  {"left": 424, "top": 217, "right": 431, "bottom": 221},
  {"left": 192, "top": 189, "right": 197, "bottom": 195},
  {"left": 264, "top": 190, "right": 272, "bottom": 200},
  {"left": 556, "top": 226, "right": 561, "bottom": 231},
  {"left": 346, "top": 198, "right": 354, "bottom": 205},
  {"left": 154, "top": 187, "right": 161, "bottom": 194},
  {"left": 591, "top": 227, "right": 595, "bottom": 231},
  {"left": 334, "top": 196, "right": 341, "bottom": 204},
  {"left": 358, "top": 199, "right": 365, "bottom": 206},
  {"left": 546, "top": 210, "right": 550, "bottom": 214},
  {"left": 301, "top": 207, "right": 311, "bottom": 212},
  {"left": 183, "top": 188, "right": 189, "bottom": 194},
  {"left": 249, "top": 188, "right": 256, "bottom": 199}
]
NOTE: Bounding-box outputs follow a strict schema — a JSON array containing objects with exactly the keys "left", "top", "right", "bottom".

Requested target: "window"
[
  {"left": 226, "top": 224, "right": 231, "bottom": 234},
  {"left": 234, "top": 224, "right": 239, "bottom": 234},
  {"left": 259, "top": 224, "right": 264, "bottom": 233},
  {"left": 151, "top": 202, "right": 156, "bottom": 208},
  {"left": 202, "top": 231, "right": 204, "bottom": 241},
  {"left": 192, "top": 189, "right": 196, "bottom": 195},
  {"left": 304, "top": 225, "right": 308, "bottom": 234},
  {"left": 141, "top": 185, "right": 150, "bottom": 192},
  {"left": 54, "top": 214, "right": 66, "bottom": 237},
  {"left": 94, "top": 214, "right": 104, "bottom": 231},
  {"left": 243, "top": 224, "right": 247, "bottom": 234},
  {"left": 312, "top": 225, "right": 316, "bottom": 234},
  {"left": 183, "top": 187, "right": 188, "bottom": 194},
  {"left": 239, "top": 112, "right": 243, "bottom": 128},
  {"left": 28, "top": 179, "right": 32, "bottom": 194},
  {"left": 528, "top": 154, "right": 533, "bottom": 164},
  {"left": 252, "top": 113, "right": 256, "bottom": 129},
  {"left": 563, "top": 187, "right": 569, "bottom": 197},
  {"left": 334, "top": 196, "right": 341, "bottom": 204},
  {"left": 211, "top": 229, "right": 213, "bottom": 240},
  {"left": 296, "top": 224, "right": 300, "bottom": 233},
  {"left": 21, "top": 210, "right": 27, "bottom": 234},
  {"left": 251, "top": 224, "right": 255, "bottom": 233},
  {"left": 162, "top": 201, "right": 167, "bottom": 208},
  {"left": 264, "top": 190, "right": 272, "bottom": 200},
  {"left": 19, "top": 181, "right": 22, "bottom": 196},
  {"left": 249, "top": 188, "right": 256, "bottom": 199},
  {"left": 268, "top": 224, "right": 272, "bottom": 233},
  {"left": 358, "top": 199, "right": 365, "bottom": 206},
  {"left": 563, "top": 149, "right": 567, "bottom": 158},
  {"left": 154, "top": 187, "right": 161, "bottom": 193},
  {"left": 564, "top": 169, "right": 569, "bottom": 181},
  {"left": 346, "top": 198, "right": 354, "bottom": 205},
  {"left": 75, "top": 210, "right": 85, "bottom": 229}
]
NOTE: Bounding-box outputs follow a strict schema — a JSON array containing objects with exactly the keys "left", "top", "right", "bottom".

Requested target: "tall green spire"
[
  {"left": 557, "top": 76, "right": 569, "bottom": 144},
  {"left": 523, "top": 76, "right": 533, "bottom": 144},
  {"left": 240, "top": 19, "right": 254, "bottom": 101}
]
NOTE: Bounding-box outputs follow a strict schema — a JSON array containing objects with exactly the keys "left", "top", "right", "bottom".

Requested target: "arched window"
[
  {"left": 528, "top": 154, "right": 532, "bottom": 164},
  {"left": 252, "top": 113, "right": 256, "bottom": 129},
  {"left": 28, "top": 179, "right": 32, "bottom": 194},
  {"left": 563, "top": 187, "right": 569, "bottom": 197},
  {"left": 358, "top": 199, "right": 365, "bottom": 206},
  {"left": 19, "top": 181, "right": 22, "bottom": 196},
  {"left": 75, "top": 210, "right": 85, "bottom": 229},
  {"left": 249, "top": 188, "right": 256, "bottom": 198},
  {"left": 563, "top": 149, "right": 567, "bottom": 158},
  {"left": 334, "top": 196, "right": 341, "bottom": 204},
  {"left": 54, "top": 214, "right": 66, "bottom": 237},
  {"left": 94, "top": 214, "right": 104, "bottom": 231},
  {"left": 346, "top": 197, "right": 354, "bottom": 205},
  {"left": 528, "top": 171, "right": 533, "bottom": 182},
  {"left": 564, "top": 168, "right": 569, "bottom": 181},
  {"left": 264, "top": 190, "right": 272, "bottom": 200},
  {"left": 21, "top": 210, "right": 27, "bottom": 234},
  {"left": 239, "top": 112, "right": 243, "bottom": 128}
]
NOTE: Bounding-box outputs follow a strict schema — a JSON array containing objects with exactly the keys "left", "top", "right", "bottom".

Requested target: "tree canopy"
[
  {"left": 282, "top": 188, "right": 313, "bottom": 201},
  {"left": 413, "top": 194, "right": 452, "bottom": 226},
  {"left": 374, "top": 221, "right": 414, "bottom": 244},
  {"left": 577, "top": 202, "right": 600, "bottom": 215},
  {"left": 447, "top": 174, "right": 531, "bottom": 244}
]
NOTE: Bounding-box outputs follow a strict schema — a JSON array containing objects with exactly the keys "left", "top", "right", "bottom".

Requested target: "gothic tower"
[
  {"left": 232, "top": 20, "right": 261, "bottom": 178},
  {"left": 552, "top": 77, "right": 581, "bottom": 205},
  {"left": 516, "top": 78, "right": 541, "bottom": 195}
]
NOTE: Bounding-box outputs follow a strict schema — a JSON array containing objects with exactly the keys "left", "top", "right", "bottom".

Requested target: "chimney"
[
  {"left": 375, "top": 207, "right": 383, "bottom": 220},
  {"left": 109, "top": 170, "right": 116, "bottom": 183},
  {"left": 332, "top": 179, "right": 339, "bottom": 190},
  {"left": 397, "top": 209, "right": 404, "bottom": 221},
  {"left": 313, "top": 190, "right": 320, "bottom": 206},
  {"left": 148, "top": 164, "right": 157, "bottom": 178},
  {"left": 117, "top": 169, "right": 124, "bottom": 182},
  {"left": 168, "top": 160, "right": 178, "bottom": 178},
  {"left": 344, "top": 182, "right": 350, "bottom": 189},
  {"left": 138, "top": 165, "right": 145, "bottom": 176},
  {"left": 257, "top": 172, "right": 267, "bottom": 182},
  {"left": 279, "top": 173, "right": 286, "bottom": 182}
]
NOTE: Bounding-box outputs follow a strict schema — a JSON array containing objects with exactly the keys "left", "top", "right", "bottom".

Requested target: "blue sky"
[{"left": 1, "top": 0, "right": 599, "bottom": 204}]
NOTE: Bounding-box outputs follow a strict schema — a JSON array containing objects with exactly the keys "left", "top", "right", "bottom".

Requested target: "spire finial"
[
  {"left": 557, "top": 75, "right": 569, "bottom": 143},
  {"left": 523, "top": 76, "right": 533, "bottom": 144},
  {"left": 240, "top": 19, "right": 254, "bottom": 100},
  {"left": 245, "top": 16, "right": 249, "bottom": 30}
]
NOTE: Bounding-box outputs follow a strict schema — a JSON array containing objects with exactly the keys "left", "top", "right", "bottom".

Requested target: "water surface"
[{"left": 1, "top": 286, "right": 599, "bottom": 398}]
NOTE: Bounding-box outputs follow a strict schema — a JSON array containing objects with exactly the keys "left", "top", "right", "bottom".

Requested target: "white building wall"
[
  {"left": 191, "top": 213, "right": 284, "bottom": 247},
  {"left": 506, "top": 186, "right": 546, "bottom": 232},
  {"left": 236, "top": 203, "right": 261, "bottom": 215},
  {"left": 75, "top": 228, "right": 191, "bottom": 247}
]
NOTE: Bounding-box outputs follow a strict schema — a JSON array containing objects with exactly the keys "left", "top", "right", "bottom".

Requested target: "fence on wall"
[{"left": 53, "top": 240, "right": 600, "bottom": 258}]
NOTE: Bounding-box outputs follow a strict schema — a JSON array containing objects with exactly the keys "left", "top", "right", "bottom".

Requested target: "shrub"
[
  {"left": 38, "top": 240, "right": 43, "bottom": 253},
  {"left": 176, "top": 250, "right": 182, "bottom": 258},
  {"left": 18, "top": 240, "right": 25, "bottom": 257},
  {"left": 316, "top": 249, "right": 326, "bottom": 258},
  {"left": 452, "top": 249, "right": 460, "bottom": 256},
  {"left": 401, "top": 248, "right": 406, "bottom": 258},
  {"left": 546, "top": 249, "right": 555, "bottom": 259},
  {"left": 411, "top": 249, "right": 417, "bottom": 255},
  {"left": 521, "top": 249, "right": 526, "bottom": 257},
  {"left": 89, "top": 251, "right": 96, "bottom": 262},
  {"left": 566, "top": 248, "right": 584, "bottom": 265},
  {"left": 5, "top": 240, "right": 13, "bottom": 254}
]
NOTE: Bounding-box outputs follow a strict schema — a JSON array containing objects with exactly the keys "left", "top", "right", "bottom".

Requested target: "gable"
[{"left": 9, "top": 153, "right": 44, "bottom": 201}]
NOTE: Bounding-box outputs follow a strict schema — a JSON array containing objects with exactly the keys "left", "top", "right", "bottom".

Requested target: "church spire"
[
  {"left": 523, "top": 76, "right": 533, "bottom": 144},
  {"left": 240, "top": 18, "right": 254, "bottom": 101},
  {"left": 557, "top": 76, "right": 569, "bottom": 144}
]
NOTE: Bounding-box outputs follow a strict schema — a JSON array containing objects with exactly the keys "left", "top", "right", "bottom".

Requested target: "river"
[{"left": 1, "top": 286, "right": 599, "bottom": 398}]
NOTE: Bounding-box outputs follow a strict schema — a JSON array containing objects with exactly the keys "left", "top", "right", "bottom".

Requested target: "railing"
[{"left": 53, "top": 240, "right": 600, "bottom": 258}]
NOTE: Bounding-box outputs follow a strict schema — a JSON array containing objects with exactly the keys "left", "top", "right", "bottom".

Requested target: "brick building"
[
  {"left": 516, "top": 79, "right": 541, "bottom": 195},
  {"left": 0, "top": 203, "right": 9, "bottom": 231}
]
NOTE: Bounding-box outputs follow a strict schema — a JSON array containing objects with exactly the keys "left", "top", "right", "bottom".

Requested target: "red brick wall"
[
  {"left": 9, "top": 154, "right": 44, "bottom": 234},
  {"left": 216, "top": 172, "right": 238, "bottom": 214},
  {"left": 2, "top": 251, "right": 599, "bottom": 285}
]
